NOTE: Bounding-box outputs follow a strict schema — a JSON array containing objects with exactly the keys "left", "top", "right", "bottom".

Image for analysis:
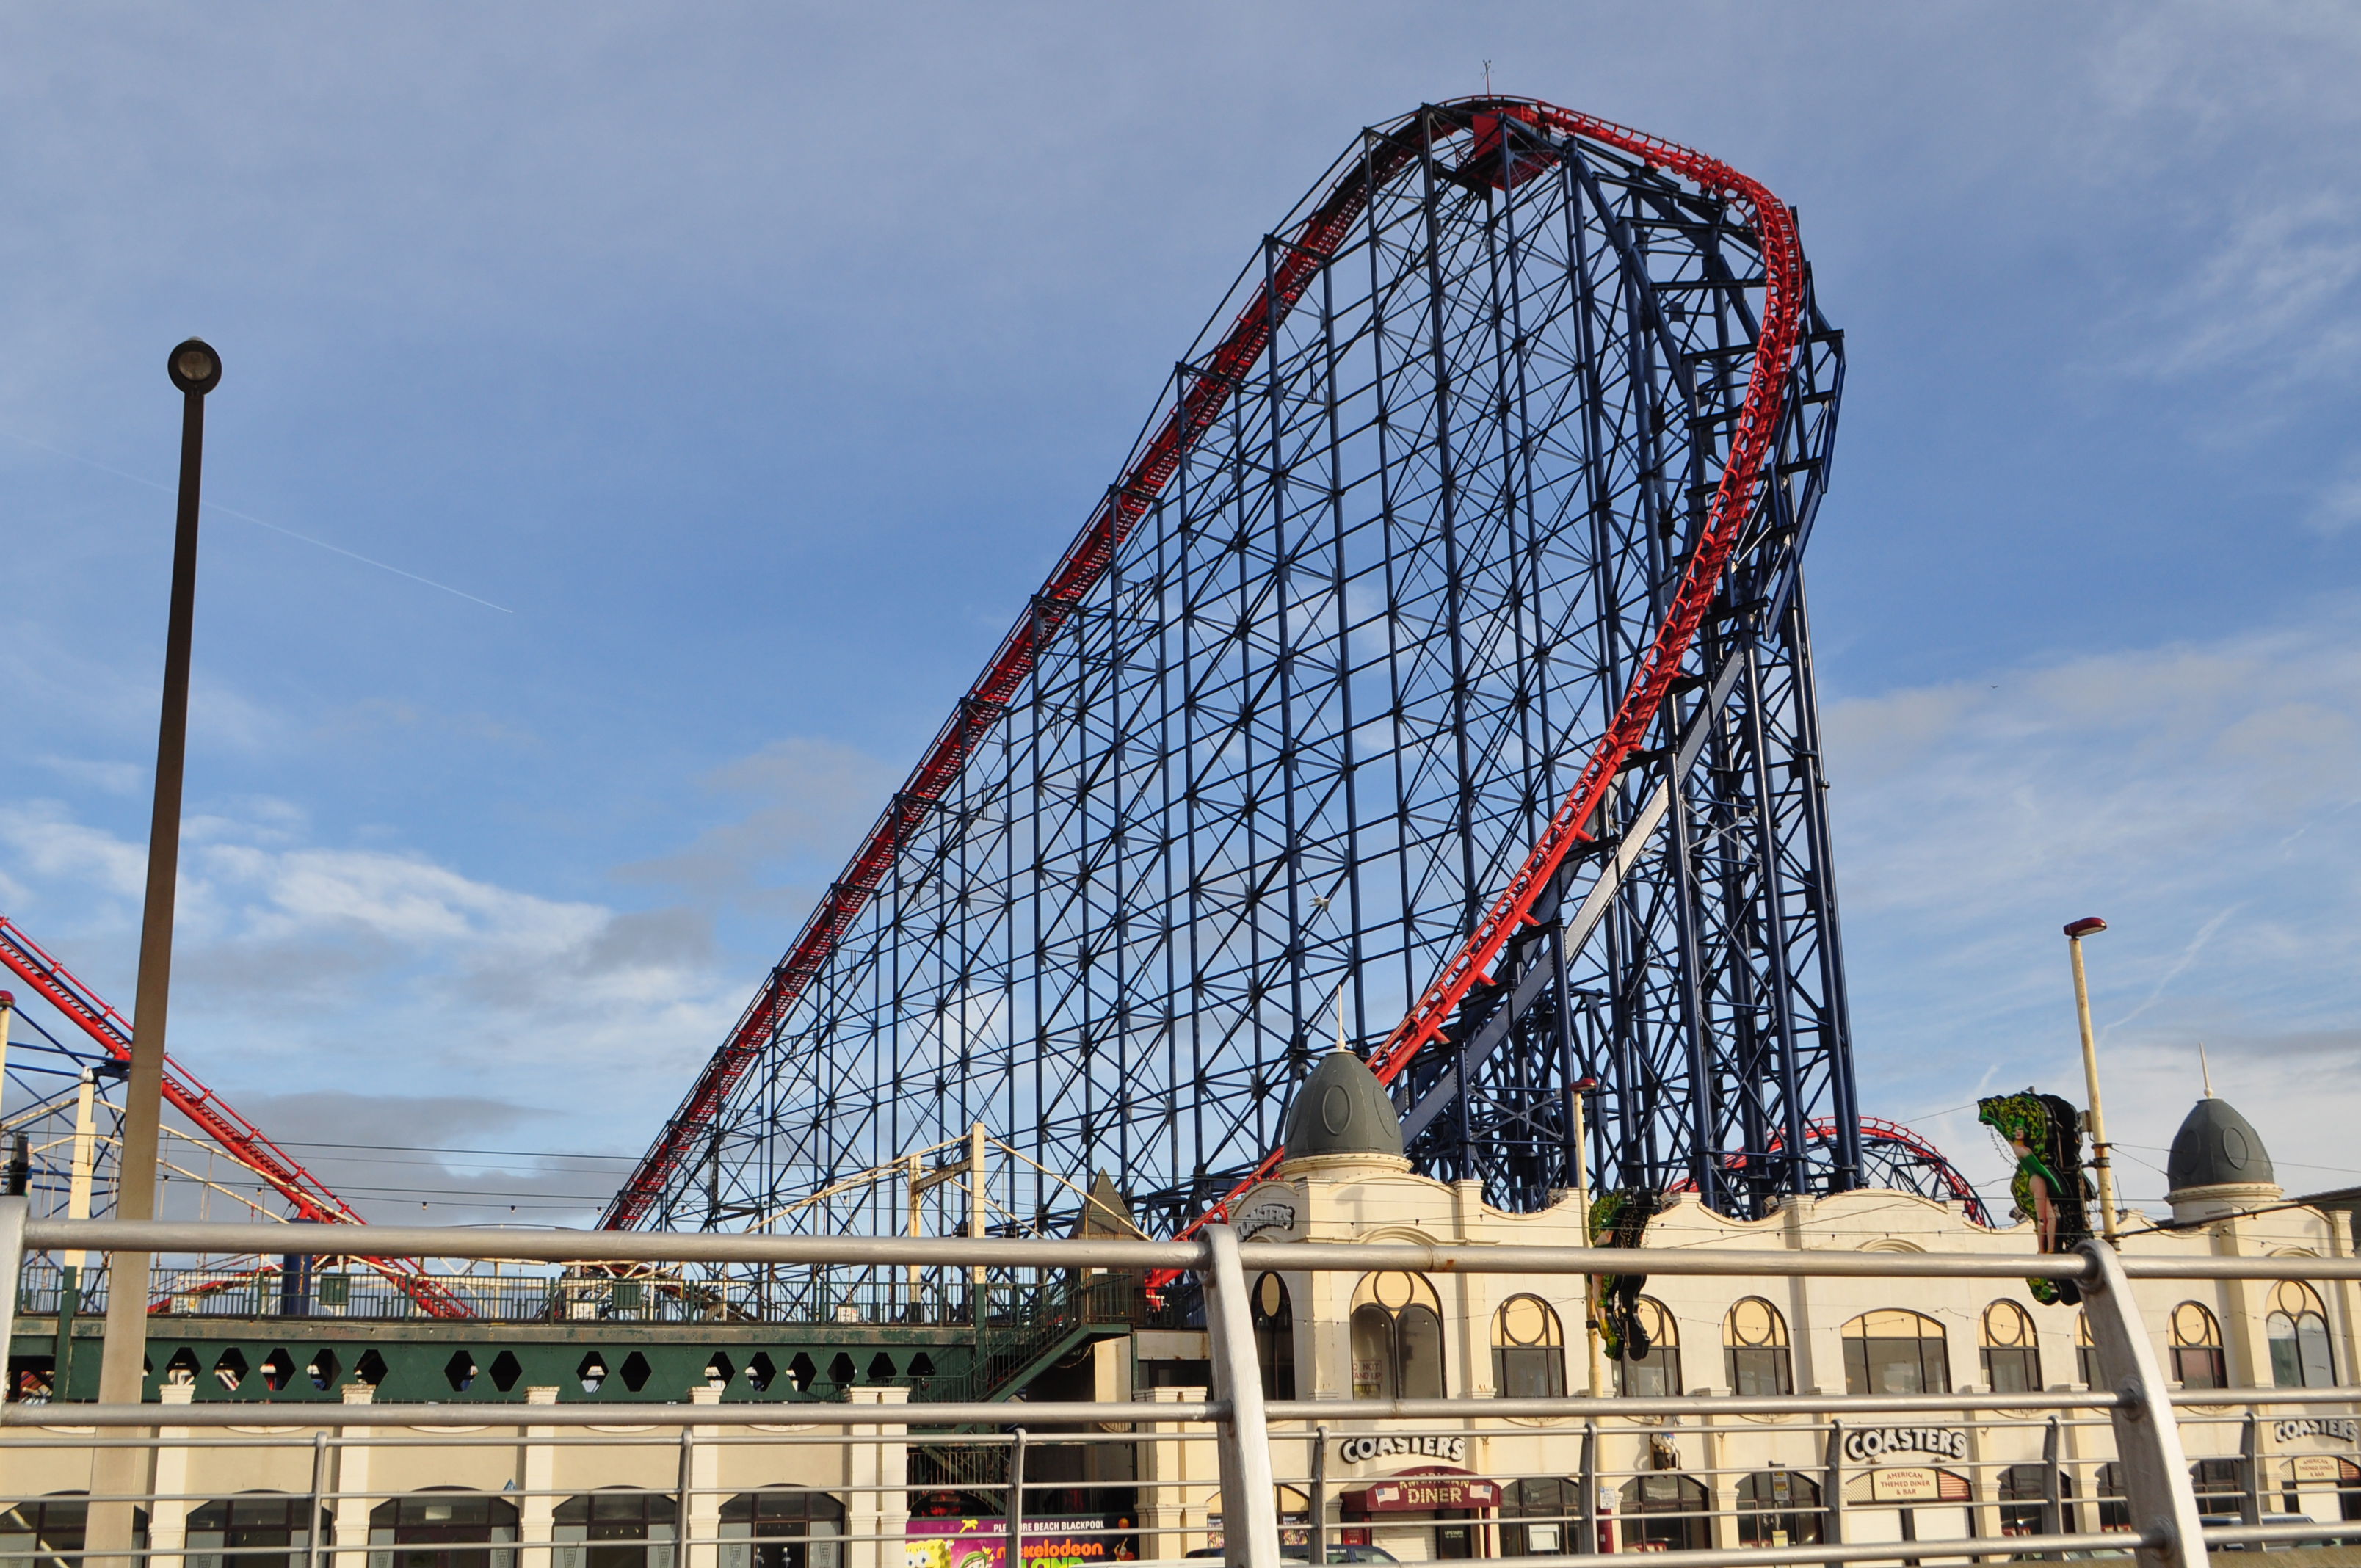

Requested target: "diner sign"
[
  {"left": 1842, "top": 1426, "right": 1969, "bottom": 1464},
  {"left": 1868, "top": 1469, "right": 1941, "bottom": 1504},
  {"left": 1364, "top": 1477, "right": 1504, "bottom": 1514},
  {"left": 2291, "top": 1456, "right": 2347, "bottom": 1484}
]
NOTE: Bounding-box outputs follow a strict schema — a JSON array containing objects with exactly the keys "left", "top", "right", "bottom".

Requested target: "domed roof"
[
  {"left": 1281, "top": 1048, "right": 1404, "bottom": 1164},
  {"left": 2166, "top": 1096, "right": 2275, "bottom": 1193}
]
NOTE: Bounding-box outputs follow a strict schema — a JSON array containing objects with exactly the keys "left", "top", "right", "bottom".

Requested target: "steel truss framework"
[{"left": 615, "top": 99, "right": 1878, "bottom": 1256}]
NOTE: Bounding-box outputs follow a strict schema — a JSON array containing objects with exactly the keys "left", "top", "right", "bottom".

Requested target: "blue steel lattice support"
[{"left": 622, "top": 101, "right": 1866, "bottom": 1282}]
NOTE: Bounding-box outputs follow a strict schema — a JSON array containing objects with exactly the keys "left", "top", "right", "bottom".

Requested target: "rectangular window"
[
  {"left": 1727, "top": 1346, "right": 1791, "bottom": 1396},
  {"left": 1983, "top": 1346, "right": 2039, "bottom": 1393},
  {"left": 1617, "top": 1346, "right": 1681, "bottom": 1398},
  {"left": 2172, "top": 1346, "right": 2226, "bottom": 1390},
  {"left": 1844, "top": 1337, "right": 1948, "bottom": 1395},
  {"left": 1495, "top": 1344, "right": 1563, "bottom": 1398}
]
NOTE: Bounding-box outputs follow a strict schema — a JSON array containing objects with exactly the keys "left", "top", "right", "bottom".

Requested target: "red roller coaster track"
[
  {"left": 604, "top": 97, "right": 1805, "bottom": 1238},
  {"left": 0, "top": 914, "right": 471, "bottom": 1318}
]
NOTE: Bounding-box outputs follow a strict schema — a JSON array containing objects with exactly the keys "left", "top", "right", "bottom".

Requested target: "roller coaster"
[{"left": 603, "top": 98, "right": 1969, "bottom": 1257}]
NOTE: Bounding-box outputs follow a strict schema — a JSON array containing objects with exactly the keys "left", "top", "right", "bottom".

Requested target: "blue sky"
[{"left": 2, "top": 4, "right": 2358, "bottom": 1226}]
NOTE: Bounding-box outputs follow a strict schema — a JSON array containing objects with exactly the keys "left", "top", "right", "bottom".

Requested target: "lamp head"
[
  {"left": 167, "top": 338, "right": 222, "bottom": 396},
  {"left": 2064, "top": 916, "right": 2108, "bottom": 939},
  {"left": 1571, "top": 1077, "right": 1600, "bottom": 1093}
]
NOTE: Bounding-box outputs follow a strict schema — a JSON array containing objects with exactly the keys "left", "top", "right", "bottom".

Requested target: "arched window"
[
  {"left": 2075, "top": 1313, "right": 2098, "bottom": 1389},
  {"left": 0, "top": 1495, "right": 148, "bottom": 1564},
  {"left": 1252, "top": 1273, "right": 1296, "bottom": 1400},
  {"left": 188, "top": 1495, "right": 330, "bottom": 1568},
  {"left": 2169, "top": 1302, "right": 2226, "bottom": 1390},
  {"left": 1996, "top": 1465, "right": 2078, "bottom": 1536},
  {"left": 1349, "top": 1272, "right": 1445, "bottom": 1399},
  {"left": 369, "top": 1492, "right": 520, "bottom": 1568},
  {"left": 554, "top": 1491, "right": 677, "bottom": 1568},
  {"left": 1840, "top": 1310, "right": 1949, "bottom": 1395},
  {"left": 719, "top": 1490, "right": 846, "bottom": 1568},
  {"left": 2268, "top": 1281, "right": 2335, "bottom": 1389},
  {"left": 1614, "top": 1299, "right": 1682, "bottom": 1398},
  {"left": 1724, "top": 1298, "right": 1793, "bottom": 1396},
  {"left": 1618, "top": 1476, "right": 1709, "bottom": 1552},
  {"left": 1980, "top": 1301, "right": 2042, "bottom": 1393},
  {"left": 1493, "top": 1293, "right": 1566, "bottom": 1398},
  {"left": 1735, "top": 1473, "right": 1823, "bottom": 1549}
]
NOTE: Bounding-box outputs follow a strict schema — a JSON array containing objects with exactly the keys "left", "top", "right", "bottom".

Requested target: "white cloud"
[
  {"left": 1829, "top": 598, "right": 2361, "bottom": 1208},
  {"left": 0, "top": 797, "right": 741, "bottom": 1214},
  {"left": 615, "top": 736, "right": 896, "bottom": 912},
  {"left": 0, "top": 801, "right": 150, "bottom": 900}
]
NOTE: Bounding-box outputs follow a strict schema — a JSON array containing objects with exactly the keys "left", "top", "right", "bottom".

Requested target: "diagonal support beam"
[{"left": 1399, "top": 646, "right": 1747, "bottom": 1144}]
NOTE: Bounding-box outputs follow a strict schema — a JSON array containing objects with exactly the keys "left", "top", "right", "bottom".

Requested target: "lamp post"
[
  {"left": 2064, "top": 916, "right": 2119, "bottom": 1244},
  {"left": 88, "top": 339, "right": 220, "bottom": 1554}
]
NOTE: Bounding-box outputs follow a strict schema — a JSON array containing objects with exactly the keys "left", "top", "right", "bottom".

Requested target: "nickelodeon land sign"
[{"left": 907, "top": 1517, "right": 1131, "bottom": 1568}]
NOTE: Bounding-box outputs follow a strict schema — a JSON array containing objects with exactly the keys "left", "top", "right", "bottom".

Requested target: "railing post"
[
  {"left": 307, "top": 1430, "right": 329, "bottom": 1568},
  {"left": 2042, "top": 1415, "right": 2064, "bottom": 1560},
  {"left": 1581, "top": 1421, "right": 1606, "bottom": 1554},
  {"left": 1824, "top": 1420, "right": 1846, "bottom": 1546},
  {"left": 1308, "top": 1425, "right": 1328, "bottom": 1567},
  {"left": 2237, "top": 1413, "right": 2261, "bottom": 1528},
  {"left": 1200, "top": 1224, "right": 1278, "bottom": 1568},
  {"left": 1008, "top": 1425, "right": 1028, "bottom": 1558},
  {"left": 2075, "top": 1239, "right": 2208, "bottom": 1568}
]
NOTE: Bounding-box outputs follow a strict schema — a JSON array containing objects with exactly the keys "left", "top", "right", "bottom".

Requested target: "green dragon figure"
[
  {"left": 1976, "top": 1090, "right": 2093, "bottom": 1306},
  {"left": 1586, "top": 1188, "right": 1661, "bottom": 1360}
]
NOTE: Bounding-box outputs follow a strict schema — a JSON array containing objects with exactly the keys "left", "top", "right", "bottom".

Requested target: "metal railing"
[
  {"left": 12, "top": 1254, "right": 1175, "bottom": 1330},
  {"left": 7, "top": 1200, "right": 2361, "bottom": 1568}
]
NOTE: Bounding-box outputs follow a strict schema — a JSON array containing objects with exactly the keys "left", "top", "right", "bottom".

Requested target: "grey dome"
[
  {"left": 2166, "top": 1097, "right": 2275, "bottom": 1192},
  {"left": 1281, "top": 1048, "right": 1404, "bottom": 1163}
]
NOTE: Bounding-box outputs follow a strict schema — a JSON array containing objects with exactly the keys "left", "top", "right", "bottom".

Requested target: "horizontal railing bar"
[
  {"left": 0, "top": 1397, "right": 1213, "bottom": 1429},
  {"left": 0, "top": 1426, "right": 1211, "bottom": 1451},
  {"left": 2165, "top": 1383, "right": 2361, "bottom": 1406},
  {"left": 1266, "top": 1390, "right": 2124, "bottom": 1418},
  {"left": 1437, "top": 1531, "right": 2153, "bottom": 1568},
  {"left": 22, "top": 1396, "right": 2321, "bottom": 1426},
  {"left": 1235, "top": 1241, "right": 2089, "bottom": 1279},
  {"left": 2119, "top": 1255, "right": 2361, "bottom": 1280},
  {"left": 24, "top": 1218, "right": 2361, "bottom": 1283},
  {"left": 2205, "top": 1522, "right": 2361, "bottom": 1545},
  {"left": 19, "top": 1219, "right": 1206, "bottom": 1268}
]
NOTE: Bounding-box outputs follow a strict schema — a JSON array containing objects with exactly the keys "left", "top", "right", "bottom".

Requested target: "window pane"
[
  {"left": 1498, "top": 1343, "right": 1562, "bottom": 1398},
  {"left": 1398, "top": 1304, "right": 1446, "bottom": 1399},
  {"left": 2174, "top": 1346, "right": 2224, "bottom": 1391},
  {"left": 1350, "top": 1306, "right": 1394, "bottom": 1401},
  {"left": 2299, "top": 1317, "right": 2335, "bottom": 1388},
  {"left": 1922, "top": 1336, "right": 1952, "bottom": 1394},
  {"left": 1728, "top": 1346, "right": 1791, "bottom": 1397},
  {"left": 1862, "top": 1339, "right": 1928, "bottom": 1395},
  {"left": 1984, "top": 1346, "right": 2037, "bottom": 1394}
]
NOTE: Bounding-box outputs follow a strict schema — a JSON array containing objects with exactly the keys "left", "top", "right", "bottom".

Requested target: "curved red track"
[
  {"left": 606, "top": 98, "right": 1806, "bottom": 1236},
  {"left": 0, "top": 914, "right": 471, "bottom": 1317}
]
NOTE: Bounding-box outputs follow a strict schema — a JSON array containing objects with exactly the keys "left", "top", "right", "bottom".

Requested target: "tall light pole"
[
  {"left": 2064, "top": 915, "right": 2119, "bottom": 1244},
  {"left": 88, "top": 339, "right": 220, "bottom": 1554}
]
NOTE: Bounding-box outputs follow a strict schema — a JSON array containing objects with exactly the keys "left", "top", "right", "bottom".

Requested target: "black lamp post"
[{"left": 90, "top": 341, "right": 222, "bottom": 1514}]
